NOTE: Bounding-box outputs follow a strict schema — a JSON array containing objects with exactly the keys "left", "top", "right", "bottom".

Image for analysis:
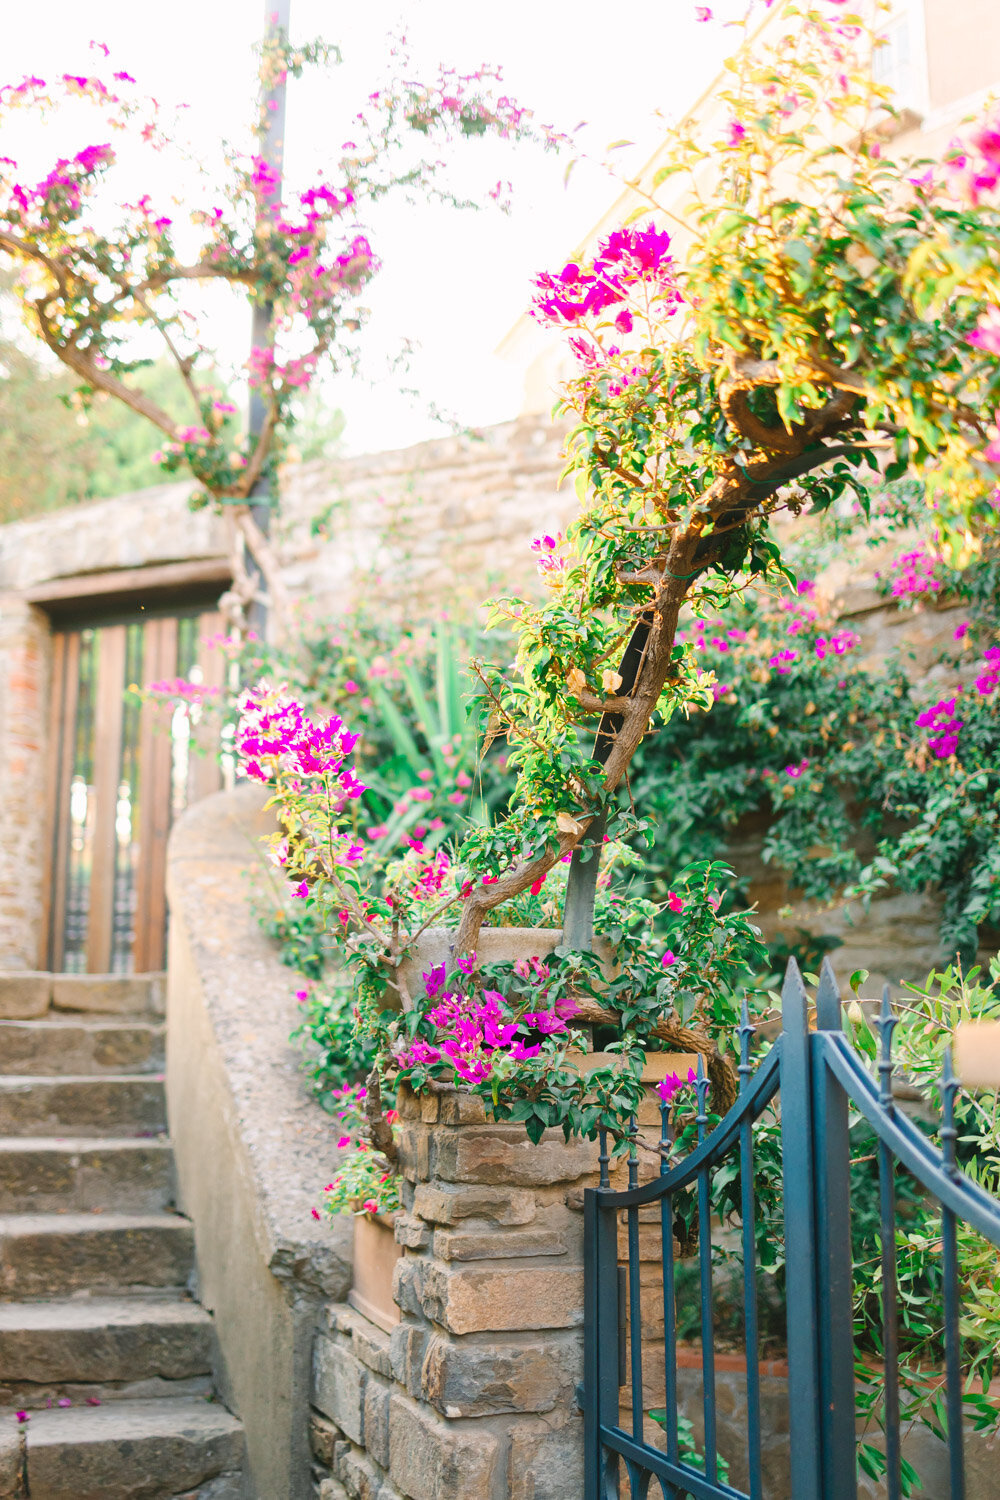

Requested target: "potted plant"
[{"left": 320, "top": 1083, "right": 402, "bottom": 1331}]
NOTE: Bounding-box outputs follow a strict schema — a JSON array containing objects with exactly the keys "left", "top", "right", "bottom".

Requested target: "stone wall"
[
  {"left": 0, "top": 600, "right": 50, "bottom": 970},
  {"left": 310, "top": 1085, "right": 595, "bottom": 1500}
]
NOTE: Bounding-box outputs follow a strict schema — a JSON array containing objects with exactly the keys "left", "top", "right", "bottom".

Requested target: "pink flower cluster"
[
  {"left": 400, "top": 975, "right": 577, "bottom": 1086},
  {"left": 530, "top": 532, "right": 569, "bottom": 586},
  {"left": 657, "top": 1067, "right": 698, "bottom": 1105},
  {"left": 881, "top": 549, "right": 944, "bottom": 598},
  {"left": 814, "top": 630, "right": 859, "bottom": 659},
  {"left": 779, "top": 596, "right": 820, "bottom": 634},
  {"left": 769, "top": 649, "right": 798, "bottom": 675},
  {"left": 946, "top": 109, "right": 1000, "bottom": 205},
  {"left": 531, "top": 224, "right": 678, "bottom": 328},
  {"left": 915, "top": 697, "right": 964, "bottom": 759},
  {"left": 236, "top": 687, "right": 364, "bottom": 797},
  {"left": 679, "top": 619, "right": 747, "bottom": 652},
  {"left": 968, "top": 306, "right": 1000, "bottom": 358},
  {"left": 975, "top": 645, "right": 1000, "bottom": 697}
]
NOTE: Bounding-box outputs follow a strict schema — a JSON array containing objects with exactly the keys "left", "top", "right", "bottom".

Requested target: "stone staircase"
[{"left": 0, "top": 973, "right": 245, "bottom": 1500}]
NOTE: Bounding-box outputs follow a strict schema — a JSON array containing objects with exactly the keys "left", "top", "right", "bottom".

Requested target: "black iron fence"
[{"left": 582, "top": 957, "right": 1000, "bottom": 1500}]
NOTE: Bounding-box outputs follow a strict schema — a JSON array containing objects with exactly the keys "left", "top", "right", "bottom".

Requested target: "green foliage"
[
  {"left": 291, "top": 983, "right": 377, "bottom": 1112},
  {"left": 627, "top": 537, "right": 1000, "bottom": 960}
]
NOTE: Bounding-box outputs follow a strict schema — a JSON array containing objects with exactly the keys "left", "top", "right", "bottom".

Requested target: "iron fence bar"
[
  {"left": 813, "top": 961, "right": 859, "bottom": 1500},
  {"left": 660, "top": 1098, "right": 681, "bottom": 1479},
  {"left": 875, "top": 987, "right": 902, "bottom": 1500},
  {"left": 818, "top": 1039, "right": 1000, "bottom": 1238},
  {"left": 594, "top": 1046, "right": 782, "bottom": 1208},
  {"left": 780, "top": 959, "right": 825, "bottom": 1500},
  {"left": 583, "top": 1186, "right": 601, "bottom": 1500},
  {"left": 738, "top": 1000, "right": 764, "bottom": 1500},
  {"left": 596, "top": 1196, "right": 623, "bottom": 1496},
  {"left": 693, "top": 1061, "right": 719, "bottom": 1486},
  {"left": 626, "top": 1117, "right": 646, "bottom": 1456},
  {"left": 628, "top": 1215, "right": 645, "bottom": 1439},
  {"left": 598, "top": 1424, "right": 749, "bottom": 1500},
  {"left": 941, "top": 1048, "right": 966, "bottom": 1500}
]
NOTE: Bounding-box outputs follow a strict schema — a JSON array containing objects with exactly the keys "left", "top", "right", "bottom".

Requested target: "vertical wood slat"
[
  {"left": 187, "top": 610, "right": 225, "bottom": 805},
  {"left": 40, "top": 631, "right": 78, "bottom": 971},
  {"left": 133, "top": 617, "right": 177, "bottom": 973},
  {"left": 86, "top": 625, "right": 127, "bottom": 974}
]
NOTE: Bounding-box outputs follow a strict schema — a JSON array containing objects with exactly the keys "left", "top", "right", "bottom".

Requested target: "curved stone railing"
[{"left": 166, "top": 783, "right": 352, "bottom": 1500}]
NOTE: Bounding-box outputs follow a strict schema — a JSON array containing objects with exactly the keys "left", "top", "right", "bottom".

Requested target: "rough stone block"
[
  {"left": 0, "top": 1213, "right": 193, "bottom": 1297},
  {"left": 363, "top": 1375, "right": 391, "bottom": 1468},
  {"left": 309, "top": 1410, "right": 339, "bottom": 1468},
  {"left": 0, "top": 973, "right": 50, "bottom": 1019},
  {"left": 318, "top": 1480, "right": 349, "bottom": 1500},
  {"left": 0, "top": 1296, "right": 212, "bottom": 1384},
  {"left": 394, "top": 1127, "right": 431, "bottom": 1183},
  {"left": 0, "top": 1019, "right": 163, "bottom": 1077},
  {"left": 333, "top": 1444, "right": 382, "bottom": 1500},
  {"left": 23, "top": 1397, "right": 244, "bottom": 1499},
  {"left": 0, "top": 1076, "right": 166, "bottom": 1139},
  {"left": 390, "top": 1258, "right": 424, "bottom": 1321},
  {"left": 419, "top": 1262, "right": 584, "bottom": 1335},
  {"left": 421, "top": 1333, "right": 577, "bottom": 1417},
  {"left": 0, "top": 1427, "right": 24, "bottom": 1499},
  {"left": 313, "top": 1336, "right": 366, "bottom": 1446},
  {"left": 507, "top": 1417, "right": 585, "bottom": 1500},
  {"left": 394, "top": 1212, "right": 431, "bottom": 1250},
  {"left": 433, "top": 1227, "right": 566, "bottom": 1261},
  {"left": 350, "top": 1318, "right": 392, "bottom": 1380},
  {"left": 50, "top": 974, "right": 156, "bottom": 1016},
  {"left": 387, "top": 1393, "right": 499, "bottom": 1500},
  {"left": 436, "top": 1091, "right": 487, "bottom": 1125},
  {"left": 389, "top": 1322, "right": 430, "bottom": 1399},
  {"left": 432, "top": 1125, "right": 595, "bottom": 1187},
  {"left": 412, "top": 1184, "right": 536, "bottom": 1226}
]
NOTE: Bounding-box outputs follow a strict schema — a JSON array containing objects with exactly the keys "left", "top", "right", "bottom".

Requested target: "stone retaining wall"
[
  {"left": 165, "top": 785, "right": 353, "bottom": 1500},
  {"left": 310, "top": 1085, "right": 595, "bottom": 1499}
]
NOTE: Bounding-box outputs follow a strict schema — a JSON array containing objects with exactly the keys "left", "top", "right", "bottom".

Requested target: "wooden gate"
[{"left": 42, "top": 605, "right": 226, "bottom": 974}]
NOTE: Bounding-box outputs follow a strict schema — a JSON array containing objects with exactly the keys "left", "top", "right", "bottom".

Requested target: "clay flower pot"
[{"left": 349, "top": 1211, "right": 402, "bottom": 1332}]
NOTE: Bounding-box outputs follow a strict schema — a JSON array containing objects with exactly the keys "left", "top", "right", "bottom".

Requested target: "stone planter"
[{"left": 348, "top": 1211, "right": 402, "bottom": 1333}]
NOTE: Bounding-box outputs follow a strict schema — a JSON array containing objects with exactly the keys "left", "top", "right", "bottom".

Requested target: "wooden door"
[{"left": 43, "top": 607, "right": 226, "bottom": 974}]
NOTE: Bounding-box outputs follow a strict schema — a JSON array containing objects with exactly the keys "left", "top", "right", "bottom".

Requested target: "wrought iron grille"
[{"left": 582, "top": 957, "right": 1000, "bottom": 1500}]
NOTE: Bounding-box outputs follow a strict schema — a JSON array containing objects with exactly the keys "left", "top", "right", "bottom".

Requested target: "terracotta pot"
[{"left": 348, "top": 1212, "right": 402, "bottom": 1333}]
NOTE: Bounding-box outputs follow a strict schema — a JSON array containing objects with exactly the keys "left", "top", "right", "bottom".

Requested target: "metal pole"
[{"left": 246, "top": 0, "right": 291, "bottom": 639}]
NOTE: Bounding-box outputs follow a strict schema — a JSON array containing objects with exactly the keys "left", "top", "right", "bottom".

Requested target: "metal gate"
[{"left": 583, "top": 958, "right": 1000, "bottom": 1499}]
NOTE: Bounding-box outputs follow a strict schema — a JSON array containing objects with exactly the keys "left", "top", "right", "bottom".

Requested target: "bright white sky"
[{"left": 3, "top": 0, "right": 744, "bottom": 455}]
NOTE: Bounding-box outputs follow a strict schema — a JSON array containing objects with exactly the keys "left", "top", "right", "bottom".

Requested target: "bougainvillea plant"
[
  {"left": 0, "top": 34, "right": 553, "bottom": 633},
  {"left": 237, "top": 0, "right": 1000, "bottom": 1192},
  {"left": 459, "top": 0, "right": 1000, "bottom": 956},
  {"left": 236, "top": 678, "right": 768, "bottom": 1178}
]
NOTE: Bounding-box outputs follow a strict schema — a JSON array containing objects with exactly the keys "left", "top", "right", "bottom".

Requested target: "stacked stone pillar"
[{"left": 311, "top": 1085, "right": 598, "bottom": 1500}]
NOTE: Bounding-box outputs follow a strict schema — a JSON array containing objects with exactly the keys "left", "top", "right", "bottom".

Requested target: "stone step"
[
  {"left": 0, "top": 1076, "right": 166, "bottom": 1138},
  {"left": 20, "top": 1396, "right": 244, "bottom": 1500},
  {"left": 0, "top": 973, "right": 165, "bottom": 1022},
  {"left": 0, "top": 1138, "right": 174, "bottom": 1214},
  {"left": 0, "top": 1020, "right": 165, "bottom": 1077},
  {"left": 0, "top": 1298, "right": 214, "bottom": 1411},
  {"left": 0, "top": 1214, "right": 194, "bottom": 1299}
]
